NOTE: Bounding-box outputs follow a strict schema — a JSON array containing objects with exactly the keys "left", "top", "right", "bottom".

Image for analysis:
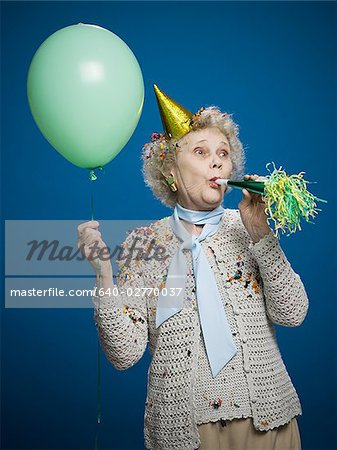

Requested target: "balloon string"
[
  {"left": 89, "top": 167, "right": 104, "bottom": 450},
  {"left": 91, "top": 178, "right": 95, "bottom": 222},
  {"left": 94, "top": 256, "right": 102, "bottom": 450}
]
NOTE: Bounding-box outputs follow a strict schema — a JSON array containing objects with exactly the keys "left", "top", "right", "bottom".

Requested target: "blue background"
[{"left": 1, "top": 1, "right": 336, "bottom": 449}]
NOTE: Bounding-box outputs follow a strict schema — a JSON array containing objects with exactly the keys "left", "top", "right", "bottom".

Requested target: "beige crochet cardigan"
[{"left": 92, "top": 208, "right": 309, "bottom": 450}]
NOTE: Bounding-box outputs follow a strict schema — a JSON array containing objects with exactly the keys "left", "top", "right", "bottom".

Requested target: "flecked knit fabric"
[{"left": 92, "top": 209, "right": 309, "bottom": 450}]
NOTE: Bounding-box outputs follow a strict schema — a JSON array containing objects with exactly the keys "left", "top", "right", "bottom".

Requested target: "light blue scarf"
[{"left": 156, "top": 202, "right": 237, "bottom": 378}]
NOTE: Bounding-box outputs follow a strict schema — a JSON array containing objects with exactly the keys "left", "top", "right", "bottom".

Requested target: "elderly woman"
[{"left": 77, "top": 85, "right": 308, "bottom": 450}]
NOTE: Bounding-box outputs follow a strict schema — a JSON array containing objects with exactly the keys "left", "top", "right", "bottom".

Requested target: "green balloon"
[{"left": 27, "top": 23, "right": 144, "bottom": 169}]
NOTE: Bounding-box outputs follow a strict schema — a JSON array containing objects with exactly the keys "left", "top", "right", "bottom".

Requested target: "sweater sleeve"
[
  {"left": 92, "top": 228, "right": 149, "bottom": 370},
  {"left": 248, "top": 230, "right": 309, "bottom": 327}
]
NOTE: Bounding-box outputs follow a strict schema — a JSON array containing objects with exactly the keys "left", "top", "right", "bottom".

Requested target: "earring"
[{"left": 166, "top": 175, "right": 178, "bottom": 192}]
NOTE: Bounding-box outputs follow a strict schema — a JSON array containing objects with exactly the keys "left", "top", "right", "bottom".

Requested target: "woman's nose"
[{"left": 210, "top": 158, "right": 222, "bottom": 169}]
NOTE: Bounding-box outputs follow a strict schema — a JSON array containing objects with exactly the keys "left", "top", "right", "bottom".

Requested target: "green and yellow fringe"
[{"left": 261, "top": 162, "right": 327, "bottom": 237}]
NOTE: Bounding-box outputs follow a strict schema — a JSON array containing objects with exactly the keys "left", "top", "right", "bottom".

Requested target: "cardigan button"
[{"left": 252, "top": 397, "right": 257, "bottom": 403}]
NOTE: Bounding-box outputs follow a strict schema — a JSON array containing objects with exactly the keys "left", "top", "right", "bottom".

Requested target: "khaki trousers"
[{"left": 197, "top": 417, "right": 301, "bottom": 450}]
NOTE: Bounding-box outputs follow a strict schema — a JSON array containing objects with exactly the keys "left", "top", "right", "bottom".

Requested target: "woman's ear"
[
  {"left": 161, "top": 164, "right": 176, "bottom": 180},
  {"left": 160, "top": 169, "right": 171, "bottom": 179}
]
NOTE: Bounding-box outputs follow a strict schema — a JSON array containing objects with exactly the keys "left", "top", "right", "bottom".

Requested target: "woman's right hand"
[{"left": 77, "top": 220, "right": 112, "bottom": 278}]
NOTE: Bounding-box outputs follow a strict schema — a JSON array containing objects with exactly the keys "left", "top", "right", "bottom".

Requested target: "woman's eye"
[
  {"left": 220, "top": 151, "right": 228, "bottom": 157},
  {"left": 194, "top": 148, "right": 205, "bottom": 155}
]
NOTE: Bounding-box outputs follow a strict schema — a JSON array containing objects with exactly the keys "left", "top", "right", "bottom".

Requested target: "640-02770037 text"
[{"left": 9, "top": 287, "right": 183, "bottom": 297}]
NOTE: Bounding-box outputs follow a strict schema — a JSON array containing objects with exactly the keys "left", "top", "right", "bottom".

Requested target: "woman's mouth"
[{"left": 209, "top": 177, "right": 221, "bottom": 188}]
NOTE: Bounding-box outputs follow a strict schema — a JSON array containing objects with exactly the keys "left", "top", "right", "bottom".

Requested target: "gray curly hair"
[{"left": 141, "top": 106, "right": 246, "bottom": 208}]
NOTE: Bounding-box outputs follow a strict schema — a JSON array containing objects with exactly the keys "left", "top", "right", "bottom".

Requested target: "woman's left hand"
[{"left": 239, "top": 174, "right": 271, "bottom": 244}]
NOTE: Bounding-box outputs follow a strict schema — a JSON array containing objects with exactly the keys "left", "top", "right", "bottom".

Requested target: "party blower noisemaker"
[{"left": 214, "top": 162, "right": 327, "bottom": 237}]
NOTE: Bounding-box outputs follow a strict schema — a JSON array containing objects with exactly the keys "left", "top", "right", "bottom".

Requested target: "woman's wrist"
[
  {"left": 96, "top": 260, "right": 112, "bottom": 277},
  {"left": 250, "top": 227, "right": 272, "bottom": 244},
  {"left": 97, "top": 269, "right": 112, "bottom": 280},
  {"left": 96, "top": 263, "right": 113, "bottom": 281},
  {"left": 96, "top": 270, "right": 115, "bottom": 294}
]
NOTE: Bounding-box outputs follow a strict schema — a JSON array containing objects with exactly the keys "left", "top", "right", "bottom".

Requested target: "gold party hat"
[{"left": 153, "top": 84, "right": 193, "bottom": 140}]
